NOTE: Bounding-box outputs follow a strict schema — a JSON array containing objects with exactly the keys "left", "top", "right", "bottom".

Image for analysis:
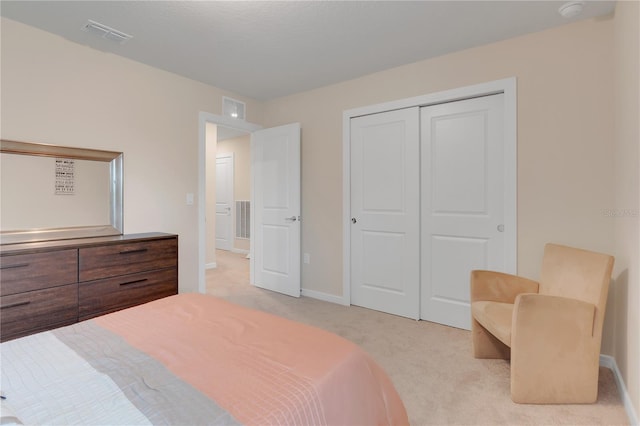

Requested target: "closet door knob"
[
  {"left": 497, "top": 224, "right": 504, "bottom": 232},
  {"left": 351, "top": 218, "right": 357, "bottom": 224}
]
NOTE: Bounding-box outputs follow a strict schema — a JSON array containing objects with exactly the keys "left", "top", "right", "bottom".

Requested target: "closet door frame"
[{"left": 341, "top": 77, "right": 517, "bottom": 307}]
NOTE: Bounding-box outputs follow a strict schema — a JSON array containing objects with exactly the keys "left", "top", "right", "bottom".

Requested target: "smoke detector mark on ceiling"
[
  {"left": 81, "top": 20, "right": 132, "bottom": 44},
  {"left": 558, "top": 1, "right": 585, "bottom": 19}
]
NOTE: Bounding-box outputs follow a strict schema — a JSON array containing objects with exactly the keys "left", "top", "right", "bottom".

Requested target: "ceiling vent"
[
  {"left": 222, "top": 97, "right": 246, "bottom": 120},
  {"left": 81, "top": 20, "right": 133, "bottom": 44}
]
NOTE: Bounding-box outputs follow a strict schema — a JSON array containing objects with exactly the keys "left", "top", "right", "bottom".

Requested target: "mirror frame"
[{"left": 0, "top": 139, "right": 123, "bottom": 245}]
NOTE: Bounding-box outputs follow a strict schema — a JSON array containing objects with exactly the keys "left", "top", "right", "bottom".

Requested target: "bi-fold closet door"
[{"left": 350, "top": 94, "right": 506, "bottom": 329}]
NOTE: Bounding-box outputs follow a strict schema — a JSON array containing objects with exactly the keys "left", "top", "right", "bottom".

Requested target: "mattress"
[{"left": 0, "top": 293, "right": 408, "bottom": 425}]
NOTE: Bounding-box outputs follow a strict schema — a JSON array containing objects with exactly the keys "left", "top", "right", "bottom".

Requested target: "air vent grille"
[
  {"left": 223, "top": 97, "right": 246, "bottom": 120},
  {"left": 81, "top": 20, "right": 132, "bottom": 45},
  {"left": 235, "top": 201, "right": 250, "bottom": 239}
]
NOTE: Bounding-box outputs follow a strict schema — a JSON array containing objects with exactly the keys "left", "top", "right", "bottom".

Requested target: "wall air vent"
[
  {"left": 222, "top": 97, "right": 246, "bottom": 120},
  {"left": 81, "top": 20, "right": 133, "bottom": 45},
  {"left": 235, "top": 200, "right": 250, "bottom": 239}
]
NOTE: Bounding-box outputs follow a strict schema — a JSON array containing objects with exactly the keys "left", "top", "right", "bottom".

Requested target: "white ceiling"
[{"left": 1, "top": 1, "right": 615, "bottom": 101}]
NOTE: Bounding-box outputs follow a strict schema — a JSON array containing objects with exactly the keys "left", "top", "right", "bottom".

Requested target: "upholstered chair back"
[{"left": 538, "top": 244, "right": 614, "bottom": 339}]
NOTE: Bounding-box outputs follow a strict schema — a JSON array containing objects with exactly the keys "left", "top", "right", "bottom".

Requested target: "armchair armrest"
[
  {"left": 510, "top": 294, "right": 598, "bottom": 403},
  {"left": 512, "top": 294, "right": 596, "bottom": 340},
  {"left": 470, "top": 270, "right": 539, "bottom": 303}
]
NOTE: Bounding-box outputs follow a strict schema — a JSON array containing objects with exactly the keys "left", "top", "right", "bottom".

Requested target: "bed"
[{"left": 0, "top": 293, "right": 408, "bottom": 425}]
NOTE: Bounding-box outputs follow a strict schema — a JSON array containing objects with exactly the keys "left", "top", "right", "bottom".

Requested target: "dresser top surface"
[{"left": 0, "top": 233, "right": 177, "bottom": 256}]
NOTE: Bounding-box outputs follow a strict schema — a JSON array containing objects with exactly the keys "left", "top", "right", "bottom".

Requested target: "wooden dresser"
[{"left": 0, "top": 233, "right": 178, "bottom": 342}]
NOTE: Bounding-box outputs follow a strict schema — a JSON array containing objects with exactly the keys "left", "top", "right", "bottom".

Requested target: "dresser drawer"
[
  {"left": 0, "top": 250, "right": 78, "bottom": 296},
  {"left": 79, "top": 237, "right": 178, "bottom": 281},
  {"left": 78, "top": 268, "right": 177, "bottom": 320},
  {"left": 0, "top": 284, "right": 78, "bottom": 342}
]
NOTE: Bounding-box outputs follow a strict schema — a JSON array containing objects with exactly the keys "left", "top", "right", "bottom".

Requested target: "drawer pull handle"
[
  {"left": 120, "top": 278, "right": 149, "bottom": 287},
  {"left": 0, "top": 263, "right": 29, "bottom": 270},
  {"left": 119, "top": 248, "right": 148, "bottom": 255},
  {"left": 1, "top": 301, "right": 31, "bottom": 310}
]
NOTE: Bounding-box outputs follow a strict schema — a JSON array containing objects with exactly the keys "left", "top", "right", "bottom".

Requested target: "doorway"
[
  {"left": 215, "top": 129, "right": 253, "bottom": 256},
  {"left": 198, "top": 113, "right": 261, "bottom": 293},
  {"left": 205, "top": 124, "right": 252, "bottom": 268},
  {"left": 198, "top": 114, "right": 302, "bottom": 298}
]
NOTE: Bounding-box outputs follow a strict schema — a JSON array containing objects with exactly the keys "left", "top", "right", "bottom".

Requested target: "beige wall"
[
  {"left": 0, "top": 17, "right": 265, "bottom": 293},
  {"left": 217, "top": 134, "right": 251, "bottom": 252},
  {"left": 613, "top": 1, "right": 640, "bottom": 416},
  {"left": 264, "top": 16, "right": 615, "bottom": 294}
]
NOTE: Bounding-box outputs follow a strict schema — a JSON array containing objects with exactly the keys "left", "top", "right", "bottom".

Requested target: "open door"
[{"left": 251, "top": 123, "right": 301, "bottom": 297}]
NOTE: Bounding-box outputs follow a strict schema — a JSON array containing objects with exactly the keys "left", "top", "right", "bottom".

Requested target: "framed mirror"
[{"left": 0, "top": 139, "right": 123, "bottom": 245}]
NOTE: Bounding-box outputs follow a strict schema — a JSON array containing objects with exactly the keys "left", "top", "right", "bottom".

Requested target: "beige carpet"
[{"left": 206, "top": 250, "right": 629, "bottom": 426}]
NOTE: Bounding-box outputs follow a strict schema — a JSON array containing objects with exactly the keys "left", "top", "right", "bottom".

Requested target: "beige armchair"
[{"left": 470, "top": 243, "right": 614, "bottom": 404}]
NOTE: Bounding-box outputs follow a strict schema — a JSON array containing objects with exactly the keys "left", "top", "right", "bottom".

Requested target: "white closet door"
[
  {"left": 215, "top": 154, "right": 233, "bottom": 251},
  {"left": 350, "top": 107, "right": 420, "bottom": 319},
  {"left": 420, "top": 94, "right": 505, "bottom": 330}
]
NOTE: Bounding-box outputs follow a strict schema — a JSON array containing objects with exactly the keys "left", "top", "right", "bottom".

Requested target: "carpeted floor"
[{"left": 206, "top": 249, "right": 629, "bottom": 426}]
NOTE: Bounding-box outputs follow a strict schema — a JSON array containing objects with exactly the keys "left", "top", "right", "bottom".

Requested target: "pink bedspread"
[{"left": 95, "top": 293, "right": 409, "bottom": 426}]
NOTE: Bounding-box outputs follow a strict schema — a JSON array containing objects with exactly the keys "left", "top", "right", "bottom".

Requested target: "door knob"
[
  {"left": 497, "top": 224, "right": 504, "bottom": 232},
  {"left": 285, "top": 216, "right": 297, "bottom": 222},
  {"left": 351, "top": 218, "right": 357, "bottom": 224}
]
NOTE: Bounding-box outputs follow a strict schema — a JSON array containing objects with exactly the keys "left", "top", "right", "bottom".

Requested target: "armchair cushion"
[
  {"left": 470, "top": 271, "right": 539, "bottom": 359},
  {"left": 470, "top": 301, "right": 514, "bottom": 347}
]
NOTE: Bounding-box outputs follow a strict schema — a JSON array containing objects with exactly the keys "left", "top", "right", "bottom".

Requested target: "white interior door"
[
  {"left": 420, "top": 94, "right": 505, "bottom": 329},
  {"left": 215, "top": 153, "right": 233, "bottom": 251},
  {"left": 350, "top": 108, "right": 420, "bottom": 319},
  {"left": 251, "top": 123, "right": 301, "bottom": 297}
]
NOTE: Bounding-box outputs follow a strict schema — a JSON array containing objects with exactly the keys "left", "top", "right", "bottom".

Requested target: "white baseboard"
[
  {"left": 231, "top": 248, "right": 250, "bottom": 255},
  {"left": 301, "top": 288, "right": 348, "bottom": 305},
  {"left": 205, "top": 262, "right": 217, "bottom": 270},
  {"left": 600, "top": 354, "right": 639, "bottom": 425}
]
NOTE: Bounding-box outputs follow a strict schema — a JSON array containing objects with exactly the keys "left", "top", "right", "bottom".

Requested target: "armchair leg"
[{"left": 472, "top": 318, "right": 510, "bottom": 359}]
